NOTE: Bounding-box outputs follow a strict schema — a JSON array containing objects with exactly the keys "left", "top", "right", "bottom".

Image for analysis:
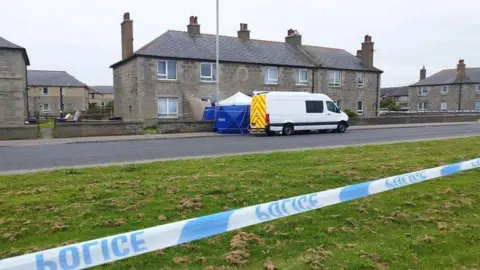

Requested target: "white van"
[{"left": 248, "top": 91, "right": 349, "bottom": 136}]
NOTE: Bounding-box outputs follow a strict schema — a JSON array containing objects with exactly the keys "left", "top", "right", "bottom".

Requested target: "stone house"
[
  {"left": 380, "top": 86, "right": 409, "bottom": 109},
  {"left": 27, "top": 70, "right": 89, "bottom": 116},
  {"left": 89, "top": 85, "right": 114, "bottom": 107},
  {"left": 110, "top": 13, "right": 383, "bottom": 122},
  {"left": 409, "top": 60, "right": 480, "bottom": 112},
  {"left": 0, "top": 36, "right": 30, "bottom": 127}
]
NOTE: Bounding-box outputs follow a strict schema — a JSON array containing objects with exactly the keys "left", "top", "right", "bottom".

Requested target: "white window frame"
[
  {"left": 157, "top": 97, "right": 179, "bottom": 118},
  {"left": 419, "top": 87, "right": 429, "bottom": 96},
  {"left": 476, "top": 84, "right": 480, "bottom": 94},
  {"left": 441, "top": 85, "right": 448, "bottom": 95},
  {"left": 200, "top": 63, "right": 217, "bottom": 82},
  {"left": 296, "top": 69, "right": 308, "bottom": 85},
  {"left": 357, "top": 100, "right": 364, "bottom": 115},
  {"left": 43, "top": 104, "right": 49, "bottom": 113},
  {"left": 440, "top": 101, "right": 447, "bottom": 111},
  {"left": 418, "top": 102, "right": 427, "bottom": 111},
  {"left": 328, "top": 70, "right": 341, "bottom": 87},
  {"left": 157, "top": 60, "right": 177, "bottom": 81},
  {"left": 42, "top": 87, "right": 48, "bottom": 96},
  {"left": 356, "top": 72, "right": 365, "bottom": 88},
  {"left": 264, "top": 67, "right": 278, "bottom": 85},
  {"left": 333, "top": 100, "right": 341, "bottom": 109}
]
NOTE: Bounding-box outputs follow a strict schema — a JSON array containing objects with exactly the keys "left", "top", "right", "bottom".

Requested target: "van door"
[{"left": 325, "top": 100, "right": 342, "bottom": 129}]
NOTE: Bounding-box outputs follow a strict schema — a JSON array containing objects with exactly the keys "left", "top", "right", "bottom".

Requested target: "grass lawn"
[
  {"left": 1, "top": 137, "right": 480, "bottom": 269},
  {"left": 144, "top": 127, "right": 157, "bottom": 134},
  {"left": 39, "top": 119, "right": 54, "bottom": 129}
]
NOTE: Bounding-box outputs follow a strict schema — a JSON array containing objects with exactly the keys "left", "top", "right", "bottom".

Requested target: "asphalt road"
[{"left": 1, "top": 124, "right": 480, "bottom": 174}]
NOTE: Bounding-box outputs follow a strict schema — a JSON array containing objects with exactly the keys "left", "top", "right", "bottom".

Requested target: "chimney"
[
  {"left": 121, "top": 12, "right": 134, "bottom": 60},
  {"left": 356, "top": 50, "right": 362, "bottom": 59},
  {"left": 456, "top": 59, "right": 466, "bottom": 81},
  {"left": 420, "top": 65, "right": 426, "bottom": 80},
  {"left": 187, "top": 16, "right": 200, "bottom": 36},
  {"left": 285, "top": 29, "right": 302, "bottom": 46},
  {"left": 361, "top": 35, "right": 374, "bottom": 70},
  {"left": 238, "top": 23, "right": 250, "bottom": 41}
]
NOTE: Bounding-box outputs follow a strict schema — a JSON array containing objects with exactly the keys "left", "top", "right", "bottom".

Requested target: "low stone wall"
[
  {"left": 54, "top": 121, "right": 144, "bottom": 138},
  {"left": 157, "top": 120, "right": 214, "bottom": 134},
  {"left": 0, "top": 125, "right": 39, "bottom": 140},
  {"left": 349, "top": 114, "right": 480, "bottom": 126}
]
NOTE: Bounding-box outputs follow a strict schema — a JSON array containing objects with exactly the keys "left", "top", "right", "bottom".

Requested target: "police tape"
[{"left": 1, "top": 158, "right": 479, "bottom": 270}]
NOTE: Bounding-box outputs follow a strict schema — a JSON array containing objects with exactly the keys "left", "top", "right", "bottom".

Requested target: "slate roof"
[
  {"left": 380, "top": 86, "right": 409, "bottom": 97},
  {"left": 90, "top": 85, "right": 114, "bottom": 95},
  {"left": 410, "top": 68, "right": 480, "bottom": 87},
  {"left": 111, "top": 30, "right": 382, "bottom": 72},
  {"left": 27, "top": 70, "right": 86, "bottom": 87},
  {"left": 0, "top": 36, "right": 30, "bottom": 65}
]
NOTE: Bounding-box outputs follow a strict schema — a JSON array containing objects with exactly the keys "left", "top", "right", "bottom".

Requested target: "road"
[{"left": 1, "top": 124, "right": 479, "bottom": 174}]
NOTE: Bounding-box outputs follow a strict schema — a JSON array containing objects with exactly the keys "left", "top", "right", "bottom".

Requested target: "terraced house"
[
  {"left": 110, "top": 13, "right": 383, "bottom": 122},
  {"left": 27, "top": 70, "right": 89, "bottom": 116},
  {"left": 409, "top": 60, "right": 480, "bottom": 111}
]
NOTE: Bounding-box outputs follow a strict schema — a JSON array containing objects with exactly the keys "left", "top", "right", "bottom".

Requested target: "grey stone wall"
[
  {"left": 113, "top": 57, "right": 380, "bottom": 121},
  {"left": 113, "top": 58, "right": 139, "bottom": 120},
  {"left": 157, "top": 120, "right": 214, "bottom": 134},
  {"left": 0, "top": 50, "right": 27, "bottom": 127},
  {"left": 409, "top": 84, "right": 479, "bottom": 111},
  {"left": 349, "top": 114, "right": 480, "bottom": 126},
  {"left": 53, "top": 120, "right": 144, "bottom": 138},
  {"left": 0, "top": 125, "right": 39, "bottom": 140}
]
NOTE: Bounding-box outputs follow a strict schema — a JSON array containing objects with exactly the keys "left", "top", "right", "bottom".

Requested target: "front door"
[{"left": 325, "top": 101, "right": 341, "bottom": 129}]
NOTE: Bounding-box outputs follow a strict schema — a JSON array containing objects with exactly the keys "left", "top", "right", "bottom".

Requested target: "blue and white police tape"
[{"left": 1, "top": 158, "right": 479, "bottom": 270}]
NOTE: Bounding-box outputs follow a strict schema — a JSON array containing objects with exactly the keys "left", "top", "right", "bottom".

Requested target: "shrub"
[{"left": 343, "top": 109, "right": 358, "bottom": 118}]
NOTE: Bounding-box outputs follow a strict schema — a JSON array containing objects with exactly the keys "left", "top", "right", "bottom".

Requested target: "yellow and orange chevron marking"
[{"left": 250, "top": 95, "right": 267, "bottom": 129}]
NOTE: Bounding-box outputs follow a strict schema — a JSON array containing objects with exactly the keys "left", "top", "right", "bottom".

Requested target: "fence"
[{"left": 0, "top": 158, "right": 479, "bottom": 270}]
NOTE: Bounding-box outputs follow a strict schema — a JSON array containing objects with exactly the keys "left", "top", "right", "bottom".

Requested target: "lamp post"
[{"left": 214, "top": 0, "right": 220, "bottom": 120}]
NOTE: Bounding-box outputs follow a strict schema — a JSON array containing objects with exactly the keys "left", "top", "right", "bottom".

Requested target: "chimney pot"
[
  {"left": 420, "top": 65, "right": 427, "bottom": 80},
  {"left": 285, "top": 29, "right": 301, "bottom": 46},
  {"left": 123, "top": 12, "right": 130, "bottom": 21},
  {"left": 187, "top": 16, "right": 200, "bottom": 35},
  {"left": 361, "top": 35, "right": 374, "bottom": 69},
  {"left": 459, "top": 59, "right": 464, "bottom": 64},
  {"left": 238, "top": 23, "right": 250, "bottom": 41}
]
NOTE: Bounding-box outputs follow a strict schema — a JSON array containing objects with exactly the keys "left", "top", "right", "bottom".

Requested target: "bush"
[{"left": 343, "top": 109, "right": 358, "bottom": 118}]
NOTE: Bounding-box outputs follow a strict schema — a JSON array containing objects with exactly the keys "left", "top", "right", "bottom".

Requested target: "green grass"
[
  {"left": 39, "top": 119, "right": 54, "bottom": 129},
  {"left": 1, "top": 137, "right": 480, "bottom": 269},
  {"left": 144, "top": 127, "right": 157, "bottom": 134}
]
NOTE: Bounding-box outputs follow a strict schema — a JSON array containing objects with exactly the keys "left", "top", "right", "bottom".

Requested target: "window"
[
  {"left": 296, "top": 69, "right": 308, "bottom": 85},
  {"left": 264, "top": 67, "right": 278, "bottom": 84},
  {"left": 418, "top": 102, "right": 427, "bottom": 111},
  {"left": 200, "top": 63, "right": 217, "bottom": 82},
  {"left": 357, "top": 100, "right": 364, "bottom": 114},
  {"left": 305, "top": 101, "right": 323, "bottom": 113},
  {"left": 441, "top": 86, "right": 448, "bottom": 95},
  {"left": 356, "top": 72, "right": 365, "bottom": 88},
  {"left": 333, "top": 100, "right": 341, "bottom": 109},
  {"left": 440, "top": 102, "right": 447, "bottom": 111},
  {"left": 328, "top": 70, "right": 341, "bottom": 87},
  {"left": 157, "top": 60, "right": 177, "bottom": 80},
  {"left": 61, "top": 88, "right": 65, "bottom": 96},
  {"left": 326, "top": 101, "right": 339, "bottom": 113},
  {"left": 43, "top": 104, "right": 49, "bottom": 113},
  {"left": 419, "top": 87, "right": 429, "bottom": 96},
  {"left": 476, "top": 101, "right": 480, "bottom": 111},
  {"left": 158, "top": 97, "right": 178, "bottom": 118},
  {"left": 477, "top": 85, "right": 480, "bottom": 94},
  {"left": 91, "top": 94, "right": 95, "bottom": 99},
  {"left": 42, "top": 87, "right": 48, "bottom": 96}
]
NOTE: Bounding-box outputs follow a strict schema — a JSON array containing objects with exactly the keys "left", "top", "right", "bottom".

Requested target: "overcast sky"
[{"left": 2, "top": 0, "right": 479, "bottom": 87}]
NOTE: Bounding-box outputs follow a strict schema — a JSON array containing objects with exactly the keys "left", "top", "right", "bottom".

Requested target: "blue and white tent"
[{"left": 202, "top": 92, "right": 252, "bottom": 134}]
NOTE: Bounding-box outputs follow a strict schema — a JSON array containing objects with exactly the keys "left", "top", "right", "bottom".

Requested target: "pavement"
[
  {"left": 0, "top": 121, "right": 476, "bottom": 148},
  {"left": 0, "top": 122, "right": 479, "bottom": 175}
]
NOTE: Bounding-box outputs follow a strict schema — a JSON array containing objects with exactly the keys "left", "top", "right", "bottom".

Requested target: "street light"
[{"left": 214, "top": 0, "right": 220, "bottom": 121}]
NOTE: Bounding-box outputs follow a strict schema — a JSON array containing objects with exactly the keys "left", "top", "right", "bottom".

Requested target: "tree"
[{"left": 380, "top": 98, "right": 400, "bottom": 111}]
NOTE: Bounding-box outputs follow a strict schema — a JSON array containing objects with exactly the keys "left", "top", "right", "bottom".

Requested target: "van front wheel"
[
  {"left": 337, "top": 122, "right": 347, "bottom": 133},
  {"left": 282, "top": 124, "right": 294, "bottom": 136}
]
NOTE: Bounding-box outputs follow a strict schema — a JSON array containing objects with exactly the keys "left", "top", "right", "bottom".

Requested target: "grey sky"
[{"left": 2, "top": 0, "right": 479, "bottom": 87}]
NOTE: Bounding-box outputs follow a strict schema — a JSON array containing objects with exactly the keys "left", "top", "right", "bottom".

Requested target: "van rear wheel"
[{"left": 282, "top": 124, "right": 294, "bottom": 136}]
